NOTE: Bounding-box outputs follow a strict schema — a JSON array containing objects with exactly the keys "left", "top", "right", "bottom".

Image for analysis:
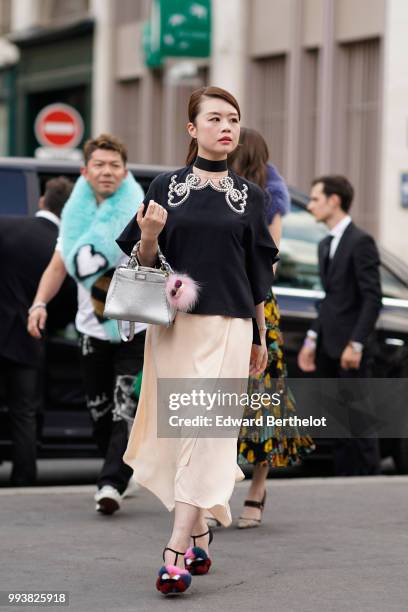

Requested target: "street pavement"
[{"left": 0, "top": 475, "right": 407, "bottom": 612}]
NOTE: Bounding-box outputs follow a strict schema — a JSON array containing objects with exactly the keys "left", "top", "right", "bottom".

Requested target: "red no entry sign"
[{"left": 34, "top": 103, "right": 84, "bottom": 148}]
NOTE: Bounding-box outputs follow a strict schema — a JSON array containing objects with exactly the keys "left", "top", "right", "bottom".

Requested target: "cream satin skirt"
[{"left": 123, "top": 312, "right": 252, "bottom": 526}]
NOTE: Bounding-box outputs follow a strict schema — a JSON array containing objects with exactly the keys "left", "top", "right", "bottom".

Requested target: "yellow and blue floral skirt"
[{"left": 238, "top": 289, "right": 315, "bottom": 467}]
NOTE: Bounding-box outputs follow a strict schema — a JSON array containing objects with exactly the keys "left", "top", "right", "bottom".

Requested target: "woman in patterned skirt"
[{"left": 230, "top": 128, "right": 315, "bottom": 528}]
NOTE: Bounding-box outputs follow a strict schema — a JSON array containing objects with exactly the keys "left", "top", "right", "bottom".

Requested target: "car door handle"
[{"left": 384, "top": 338, "right": 405, "bottom": 347}]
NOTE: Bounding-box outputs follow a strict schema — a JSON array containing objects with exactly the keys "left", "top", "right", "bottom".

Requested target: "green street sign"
[
  {"left": 144, "top": 0, "right": 211, "bottom": 66},
  {"left": 143, "top": 21, "right": 163, "bottom": 68}
]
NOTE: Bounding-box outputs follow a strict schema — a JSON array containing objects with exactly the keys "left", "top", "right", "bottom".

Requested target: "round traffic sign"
[{"left": 34, "top": 103, "right": 84, "bottom": 148}]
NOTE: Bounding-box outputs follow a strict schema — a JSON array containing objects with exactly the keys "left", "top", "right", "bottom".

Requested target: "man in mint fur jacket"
[{"left": 28, "top": 134, "right": 145, "bottom": 515}]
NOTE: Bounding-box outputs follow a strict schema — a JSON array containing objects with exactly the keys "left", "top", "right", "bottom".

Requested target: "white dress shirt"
[
  {"left": 328, "top": 215, "right": 352, "bottom": 259},
  {"left": 35, "top": 210, "right": 61, "bottom": 228}
]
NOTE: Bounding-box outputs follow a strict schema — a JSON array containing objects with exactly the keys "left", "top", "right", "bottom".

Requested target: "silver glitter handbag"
[{"left": 104, "top": 241, "right": 176, "bottom": 341}]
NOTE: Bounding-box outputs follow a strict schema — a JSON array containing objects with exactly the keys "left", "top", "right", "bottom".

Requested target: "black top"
[
  {"left": 117, "top": 166, "right": 279, "bottom": 340},
  {"left": 0, "top": 215, "right": 77, "bottom": 366}
]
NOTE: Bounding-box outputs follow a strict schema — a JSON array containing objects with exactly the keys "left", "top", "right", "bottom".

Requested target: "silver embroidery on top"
[{"left": 168, "top": 173, "right": 248, "bottom": 214}]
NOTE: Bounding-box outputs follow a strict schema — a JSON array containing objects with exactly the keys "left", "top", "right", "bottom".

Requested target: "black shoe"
[{"left": 94, "top": 485, "right": 122, "bottom": 515}]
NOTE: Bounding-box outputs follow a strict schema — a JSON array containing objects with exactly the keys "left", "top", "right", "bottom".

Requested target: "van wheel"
[{"left": 392, "top": 439, "right": 408, "bottom": 474}]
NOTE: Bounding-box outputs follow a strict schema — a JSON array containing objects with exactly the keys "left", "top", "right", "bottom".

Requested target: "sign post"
[
  {"left": 34, "top": 103, "right": 84, "bottom": 160},
  {"left": 144, "top": 0, "right": 211, "bottom": 67}
]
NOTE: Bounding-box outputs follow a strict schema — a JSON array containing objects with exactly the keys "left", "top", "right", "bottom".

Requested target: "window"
[
  {"left": 274, "top": 203, "right": 327, "bottom": 290},
  {"left": 40, "top": 0, "right": 89, "bottom": 25},
  {"left": 0, "top": 170, "right": 28, "bottom": 215},
  {"left": 171, "top": 82, "right": 200, "bottom": 165},
  {"left": 115, "top": 0, "right": 151, "bottom": 24},
  {"left": 380, "top": 268, "right": 408, "bottom": 301},
  {"left": 250, "top": 55, "right": 287, "bottom": 174},
  {"left": 165, "top": 67, "right": 208, "bottom": 166},
  {"left": 336, "top": 39, "right": 380, "bottom": 237},
  {"left": 0, "top": 103, "right": 8, "bottom": 155},
  {"left": 150, "top": 71, "right": 164, "bottom": 165},
  {"left": 298, "top": 49, "right": 319, "bottom": 192},
  {"left": 114, "top": 80, "right": 143, "bottom": 164},
  {"left": 0, "top": 0, "right": 11, "bottom": 34},
  {"left": 275, "top": 203, "right": 408, "bottom": 300}
]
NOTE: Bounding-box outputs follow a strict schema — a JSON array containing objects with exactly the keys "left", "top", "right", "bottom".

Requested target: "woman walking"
[
  {"left": 117, "top": 88, "right": 278, "bottom": 595},
  {"left": 229, "top": 128, "right": 315, "bottom": 529}
]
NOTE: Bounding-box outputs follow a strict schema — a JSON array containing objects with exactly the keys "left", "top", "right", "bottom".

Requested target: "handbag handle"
[
  {"left": 128, "top": 240, "right": 172, "bottom": 274},
  {"left": 118, "top": 320, "right": 135, "bottom": 342}
]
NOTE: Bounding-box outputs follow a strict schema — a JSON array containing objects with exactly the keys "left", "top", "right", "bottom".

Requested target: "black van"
[
  {"left": 1, "top": 157, "right": 408, "bottom": 472},
  {"left": 0, "top": 158, "right": 169, "bottom": 460}
]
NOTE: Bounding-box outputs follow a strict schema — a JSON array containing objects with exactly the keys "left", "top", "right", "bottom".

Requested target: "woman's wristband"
[
  {"left": 28, "top": 302, "right": 47, "bottom": 315},
  {"left": 303, "top": 337, "right": 316, "bottom": 350}
]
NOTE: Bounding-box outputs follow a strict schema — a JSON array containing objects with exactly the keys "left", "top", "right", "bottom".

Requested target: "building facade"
[
  {"left": 0, "top": 0, "right": 92, "bottom": 155},
  {"left": 0, "top": 0, "right": 407, "bottom": 260}
]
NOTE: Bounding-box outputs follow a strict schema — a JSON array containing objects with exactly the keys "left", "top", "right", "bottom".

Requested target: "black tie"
[{"left": 323, "top": 235, "right": 334, "bottom": 277}]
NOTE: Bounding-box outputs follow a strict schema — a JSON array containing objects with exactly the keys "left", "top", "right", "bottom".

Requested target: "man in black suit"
[
  {"left": 0, "top": 177, "right": 74, "bottom": 485},
  {"left": 298, "top": 175, "right": 382, "bottom": 476}
]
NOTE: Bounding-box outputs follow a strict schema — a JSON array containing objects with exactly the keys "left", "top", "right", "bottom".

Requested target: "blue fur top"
[
  {"left": 61, "top": 173, "right": 143, "bottom": 289},
  {"left": 60, "top": 172, "right": 144, "bottom": 341},
  {"left": 264, "top": 163, "right": 291, "bottom": 224}
]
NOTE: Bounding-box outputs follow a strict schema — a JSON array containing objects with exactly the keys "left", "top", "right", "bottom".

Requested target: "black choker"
[{"left": 193, "top": 156, "right": 228, "bottom": 172}]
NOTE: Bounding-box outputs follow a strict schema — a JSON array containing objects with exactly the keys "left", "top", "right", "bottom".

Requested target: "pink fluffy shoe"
[
  {"left": 184, "top": 547, "right": 212, "bottom": 575},
  {"left": 165, "top": 273, "right": 200, "bottom": 312},
  {"left": 184, "top": 528, "right": 213, "bottom": 575},
  {"left": 156, "top": 548, "right": 192, "bottom": 595}
]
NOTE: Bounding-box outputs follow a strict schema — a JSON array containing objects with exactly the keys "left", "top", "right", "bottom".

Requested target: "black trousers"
[
  {"left": 79, "top": 332, "right": 145, "bottom": 494},
  {"left": 316, "top": 350, "right": 380, "bottom": 476},
  {"left": 0, "top": 356, "right": 43, "bottom": 486}
]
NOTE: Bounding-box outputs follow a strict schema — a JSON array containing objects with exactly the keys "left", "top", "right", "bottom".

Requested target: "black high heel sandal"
[
  {"left": 237, "top": 490, "right": 267, "bottom": 529},
  {"left": 184, "top": 528, "right": 213, "bottom": 575},
  {"left": 156, "top": 547, "right": 192, "bottom": 595}
]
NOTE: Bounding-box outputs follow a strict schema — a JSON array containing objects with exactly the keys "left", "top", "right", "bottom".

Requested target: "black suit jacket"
[
  {"left": 0, "top": 215, "right": 76, "bottom": 367},
  {"left": 311, "top": 221, "right": 382, "bottom": 359}
]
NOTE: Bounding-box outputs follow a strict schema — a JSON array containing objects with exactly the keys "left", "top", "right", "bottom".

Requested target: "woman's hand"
[
  {"left": 27, "top": 307, "right": 47, "bottom": 339},
  {"left": 137, "top": 200, "right": 167, "bottom": 241},
  {"left": 249, "top": 339, "right": 268, "bottom": 376}
]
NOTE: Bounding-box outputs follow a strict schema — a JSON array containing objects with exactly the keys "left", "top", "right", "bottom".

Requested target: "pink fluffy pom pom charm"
[{"left": 165, "top": 273, "right": 200, "bottom": 312}]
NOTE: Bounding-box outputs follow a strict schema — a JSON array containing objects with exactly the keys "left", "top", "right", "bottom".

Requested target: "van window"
[
  {"left": 0, "top": 169, "right": 28, "bottom": 215},
  {"left": 380, "top": 266, "right": 408, "bottom": 300},
  {"left": 274, "top": 204, "right": 326, "bottom": 290},
  {"left": 39, "top": 172, "right": 79, "bottom": 195}
]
